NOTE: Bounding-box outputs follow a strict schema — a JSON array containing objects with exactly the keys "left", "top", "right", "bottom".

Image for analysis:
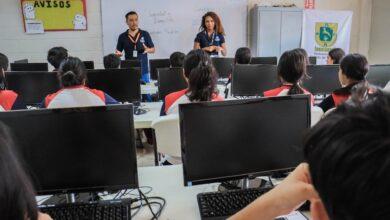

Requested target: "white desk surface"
[{"left": 134, "top": 102, "right": 163, "bottom": 129}]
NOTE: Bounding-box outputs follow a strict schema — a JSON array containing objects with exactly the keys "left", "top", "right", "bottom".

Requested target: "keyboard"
[
  {"left": 39, "top": 199, "right": 132, "bottom": 220},
  {"left": 197, "top": 187, "right": 272, "bottom": 219}
]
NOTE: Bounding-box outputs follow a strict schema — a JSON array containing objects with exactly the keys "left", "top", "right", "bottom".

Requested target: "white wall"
[
  {"left": 0, "top": 0, "right": 373, "bottom": 69},
  {"left": 369, "top": 0, "right": 390, "bottom": 64}
]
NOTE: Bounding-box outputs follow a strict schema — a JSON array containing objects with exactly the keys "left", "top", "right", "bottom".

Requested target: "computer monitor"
[
  {"left": 149, "top": 59, "right": 171, "bottom": 80},
  {"left": 120, "top": 59, "right": 141, "bottom": 69},
  {"left": 157, "top": 67, "right": 187, "bottom": 100},
  {"left": 5, "top": 71, "right": 60, "bottom": 105},
  {"left": 211, "top": 57, "right": 234, "bottom": 78},
  {"left": 250, "top": 57, "right": 278, "bottom": 65},
  {"left": 0, "top": 105, "right": 138, "bottom": 194},
  {"left": 10, "top": 63, "right": 48, "bottom": 71},
  {"left": 14, "top": 59, "right": 29, "bottom": 64},
  {"left": 309, "top": 56, "right": 317, "bottom": 65},
  {"left": 83, "top": 61, "right": 95, "bottom": 70},
  {"left": 180, "top": 95, "right": 311, "bottom": 186},
  {"left": 87, "top": 68, "right": 141, "bottom": 103},
  {"left": 303, "top": 65, "right": 340, "bottom": 95},
  {"left": 366, "top": 64, "right": 390, "bottom": 88},
  {"left": 231, "top": 64, "right": 279, "bottom": 97}
]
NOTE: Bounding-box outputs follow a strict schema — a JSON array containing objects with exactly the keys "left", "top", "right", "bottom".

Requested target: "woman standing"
[{"left": 194, "top": 12, "right": 227, "bottom": 57}]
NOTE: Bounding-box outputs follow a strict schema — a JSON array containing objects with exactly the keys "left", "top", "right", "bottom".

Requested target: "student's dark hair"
[
  {"left": 340, "top": 53, "right": 369, "bottom": 81},
  {"left": 0, "top": 122, "right": 38, "bottom": 220},
  {"left": 277, "top": 50, "right": 307, "bottom": 95},
  {"left": 184, "top": 49, "right": 218, "bottom": 102},
  {"left": 0, "top": 53, "right": 9, "bottom": 71},
  {"left": 125, "top": 11, "right": 138, "bottom": 19},
  {"left": 103, "top": 54, "right": 120, "bottom": 69},
  {"left": 328, "top": 48, "right": 345, "bottom": 64},
  {"left": 234, "top": 47, "right": 251, "bottom": 64},
  {"left": 304, "top": 91, "right": 390, "bottom": 220},
  {"left": 200, "top": 12, "right": 225, "bottom": 35},
  {"left": 47, "top": 47, "right": 68, "bottom": 69},
  {"left": 170, "top": 52, "right": 185, "bottom": 68},
  {"left": 58, "top": 57, "right": 87, "bottom": 87},
  {"left": 294, "top": 48, "right": 310, "bottom": 65}
]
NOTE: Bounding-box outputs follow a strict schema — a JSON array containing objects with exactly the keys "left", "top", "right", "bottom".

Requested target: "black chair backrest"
[
  {"left": 231, "top": 64, "right": 279, "bottom": 97},
  {"left": 5, "top": 71, "right": 60, "bottom": 105},
  {"left": 250, "top": 57, "right": 278, "bottom": 65},
  {"left": 83, "top": 61, "right": 95, "bottom": 70},
  {"left": 211, "top": 57, "right": 234, "bottom": 78},
  {"left": 366, "top": 64, "right": 390, "bottom": 88},
  {"left": 14, "top": 59, "right": 28, "bottom": 64},
  {"left": 87, "top": 68, "right": 141, "bottom": 103},
  {"left": 303, "top": 65, "right": 340, "bottom": 95},
  {"left": 10, "top": 63, "right": 48, "bottom": 71},
  {"left": 157, "top": 67, "right": 187, "bottom": 100},
  {"left": 120, "top": 60, "right": 141, "bottom": 69},
  {"left": 149, "top": 59, "right": 171, "bottom": 80},
  {"left": 309, "top": 57, "right": 317, "bottom": 65}
]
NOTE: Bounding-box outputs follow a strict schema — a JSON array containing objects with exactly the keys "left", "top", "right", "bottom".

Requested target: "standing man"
[{"left": 116, "top": 11, "right": 155, "bottom": 83}]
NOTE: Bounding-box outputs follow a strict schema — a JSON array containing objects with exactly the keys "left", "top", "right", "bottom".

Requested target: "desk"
[{"left": 134, "top": 102, "right": 163, "bottom": 129}]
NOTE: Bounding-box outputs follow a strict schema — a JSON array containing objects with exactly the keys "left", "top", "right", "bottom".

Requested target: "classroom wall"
[
  {"left": 0, "top": 0, "right": 373, "bottom": 69},
  {"left": 369, "top": 0, "right": 390, "bottom": 64}
]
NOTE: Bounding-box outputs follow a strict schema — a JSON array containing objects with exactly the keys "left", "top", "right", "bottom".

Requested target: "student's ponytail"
[
  {"left": 278, "top": 50, "right": 308, "bottom": 95},
  {"left": 187, "top": 60, "right": 218, "bottom": 102},
  {"left": 58, "top": 57, "right": 87, "bottom": 88},
  {"left": 288, "top": 83, "right": 305, "bottom": 95}
]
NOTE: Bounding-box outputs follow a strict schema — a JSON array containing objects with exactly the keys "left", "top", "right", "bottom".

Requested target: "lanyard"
[
  {"left": 128, "top": 31, "right": 141, "bottom": 49},
  {"left": 206, "top": 31, "right": 215, "bottom": 46}
]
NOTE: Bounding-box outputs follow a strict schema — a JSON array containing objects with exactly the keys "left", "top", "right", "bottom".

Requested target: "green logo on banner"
[{"left": 315, "top": 22, "right": 338, "bottom": 48}]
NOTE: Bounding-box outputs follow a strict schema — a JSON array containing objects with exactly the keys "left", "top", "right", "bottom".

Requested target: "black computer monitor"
[
  {"left": 87, "top": 68, "right": 141, "bottom": 103},
  {"left": 212, "top": 57, "right": 234, "bottom": 78},
  {"left": 120, "top": 59, "right": 141, "bottom": 69},
  {"left": 231, "top": 64, "right": 279, "bottom": 97},
  {"left": 150, "top": 59, "right": 171, "bottom": 80},
  {"left": 157, "top": 67, "right": 187, "bottom": 100},
  {"left": 180, "top": 95, "right": 311, "bottom": 186},
  {"left": 303, "top": 65, "right": 340, "bottom": 95},
  {"left": 5, "top": 71, "right": 60, "bottom": 105},
  {"left": 309, "top": 57, "right": 317, "bottom": 65},
  {"left": 0, "top": 105, "right": 138, "bottom": 194},
  {"left": 10, "top": 63, "right": 49, "bottom": 71},
  {"left": 250, "top": 57, "right": 278, "bottom": 65},
  {"left": 83, "top": 61, "right": 95, "bottom": 70},
  {"left": 14, "top": 59, "right": 29, "bottom": 64},
  {"left": 366, "top": 64, "right": 390, "bottom": 88}
]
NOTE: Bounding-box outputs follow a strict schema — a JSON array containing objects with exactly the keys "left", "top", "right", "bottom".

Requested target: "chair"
[
  {"left": 149, "top": 59, "right": 171, "bottom": 80},
  {"left": 157, "top": 67, "right": 187, "bottom": 100},
  {"left": 151, "top": 114, "right": 181, "bottom": 166},
  {"left": 311, "top": 106, "right": 324, "bottom": 127},
  {"left": 83, "top": 61, "right": 95, "bottom": 70},
  {"left": 211, "top": 57, "right": 234, "bottom": 78}
]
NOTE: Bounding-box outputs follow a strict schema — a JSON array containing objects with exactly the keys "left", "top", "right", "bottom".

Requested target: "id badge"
[{"left": 133, "top": 50, "right": 138, "bottom": 58}]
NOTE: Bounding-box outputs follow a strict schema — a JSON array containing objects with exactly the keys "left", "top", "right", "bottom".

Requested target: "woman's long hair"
[
  {"left": 277, "top": 50, "right": 307, "bottom": 95},
  {"left": 200, "top": 11, "right": 225, "bottom": 35}
]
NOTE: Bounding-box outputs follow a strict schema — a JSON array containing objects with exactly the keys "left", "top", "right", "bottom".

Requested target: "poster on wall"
[
  {"left": 301, "top": 10, "right": 353, "bottom": 64},
  {"left": 21, "top": 0, "right": 87, "bottom": 33}
]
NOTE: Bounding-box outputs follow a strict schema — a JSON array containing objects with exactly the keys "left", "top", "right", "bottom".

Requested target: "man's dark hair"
[
  {"left": 340, "top": 53, "right": 369, "bottom": 81},
  {"left": 125, "top": 11, "right": 138, "bottom": 19},
  {"left": 329, "top": 48, "right": 345, "bottom": 64},
  {"left": 0, "top": 53, "right": 9, "bottom": 71},
  {"left": 103, "top": 54, "right": 121, "bottom": 69},
  {"left": 47, "top": 47, "right": 68, "bottom": 69},
  {"left": 234, "top": 47, "right": 251, "bottom": 64},
  {"left": 304, "top": 90, "right": 390, "bottom": 220},
  {"left": 170, "top": 52, "right": 185, "bottom": 68}
]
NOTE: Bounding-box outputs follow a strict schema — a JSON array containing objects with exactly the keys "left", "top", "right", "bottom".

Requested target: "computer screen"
[
  {"left": 231, "top": 64, "right": 279, "bottom": 97},
  {"left": 303, "top": 65, "right": 340, "bottom": 95},
  {"left": 180, "top": 95, "right": 311, "bottom": 186},
  {"left": 366, "top": 64, "right": 390, "bottom": 88},
  {"left": 250, "top": 57, "right": 278, "bottom": 65},
  {"left": 149, "top": 59, "right": 171, "bottom": 80},
  {"left": 10, "top": 63, "right": 48, "bottom": 71},
  {"left": 158, "top": 67, "right": 187, "bottom": 100},
  {"left": 87, "top": 68, "right": 141, "bottom": 103},
  {"left": 5, "top": 71, "right": 60, "bottom": 105},
  {"left": 0, "top": 105, "right": 138, "bottom": 194},
  {"left": 212, "top": 57, "right": 234, "bottom": 78}
]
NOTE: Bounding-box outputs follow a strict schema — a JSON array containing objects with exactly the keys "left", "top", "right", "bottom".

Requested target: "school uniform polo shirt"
[
  {"left": 194, "top": 31, "right": 225, "bottom": 56},
  {"left": 0, "top": 90, "right": 25, "bottom": 111},
  {"left": 264, "top": 85, "right": 315, "bottom": 105}
]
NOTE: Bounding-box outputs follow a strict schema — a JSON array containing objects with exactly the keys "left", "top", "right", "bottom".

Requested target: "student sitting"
[
  {"left": 225, "top": 47, "right": 252, "bottom": 98},
  {"left": 103, "top": 54, "right": 121, "bottom": 69},
  {"left": 327, "top": 48, "right": 345, "bottom": 65},
  {"left": 163, "top": 49, "right": 223, "bottom": 115},
  {"left": 318, "top": 53, "right": 369, "bottom": 112},
  {"left": 0, "top": 123, "right": 52, "bottom": 220},
  {"left": 263, "top": 49, "right": 314, "bottom": 103},
  {"left": 47, "top": 47, "right": 68, "bottom": 71},
  {"left": 231, "top": 89, "right": 390, "bottom": 220},
  {"left": 169, "top": 52, "right": 185, "bottom": 68},
  {"left": 42, "top": 57, "right": 118, "bottom": 109},
  {"left": 0, "top": 53, "right": 25, "bottom": 111}
]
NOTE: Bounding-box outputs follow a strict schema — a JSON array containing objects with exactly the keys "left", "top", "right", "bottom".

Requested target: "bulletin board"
[{"left": 21, "top": 0, "right": 87, "bottom": 33}]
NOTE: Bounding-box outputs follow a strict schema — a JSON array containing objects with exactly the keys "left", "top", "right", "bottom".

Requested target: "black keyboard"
[
  {"left": 39, "top": 199, "right": 132, "bottom": 220},
  {"left": 197, "top": 187, "right": 272, "bottom": 219}
]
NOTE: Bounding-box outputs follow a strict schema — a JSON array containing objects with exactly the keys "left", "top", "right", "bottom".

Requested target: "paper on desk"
[{"left": 25, "top": 20, "right": 44, "bottom": 34}]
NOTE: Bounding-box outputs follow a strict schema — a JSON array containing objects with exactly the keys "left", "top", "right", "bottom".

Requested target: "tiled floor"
[{"left": 136, "top": 143, "right": 155, "bottom": 167}]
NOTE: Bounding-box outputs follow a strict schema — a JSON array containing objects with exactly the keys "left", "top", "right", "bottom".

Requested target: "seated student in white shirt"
[
  {"left": 41, "top": 57, "right": 118, "bottom": 109},
  {"left": 230, "top": 89, "right": 390, "bottom": 220},
  {"left": 162, "top": 49, "right": 224, "bottom": 115}
]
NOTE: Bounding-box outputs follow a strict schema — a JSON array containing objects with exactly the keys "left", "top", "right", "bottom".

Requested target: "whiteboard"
[{"left": 101, "top": 0, "right": 248, "bottom": 59}]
